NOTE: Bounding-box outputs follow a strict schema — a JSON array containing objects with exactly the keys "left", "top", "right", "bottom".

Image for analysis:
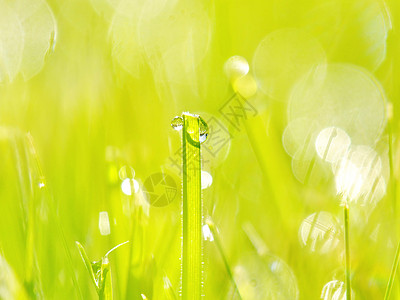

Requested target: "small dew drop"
[
  {"left": 171, "top": 116, "right": 184, "bottom": 131},
  {"left": 199, "top": 116, "right": 209, "bottom": 134},
  {"left": 200, "top": 133, "right": 208, "bottom": 143},
  {"left": 199, "top": 116, "right": 209, "bottom": 143}
]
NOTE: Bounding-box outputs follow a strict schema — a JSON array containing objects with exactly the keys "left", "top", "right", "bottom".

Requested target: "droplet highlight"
[{"left": 171, "top": 116, "right": 184, "bottom": 131}]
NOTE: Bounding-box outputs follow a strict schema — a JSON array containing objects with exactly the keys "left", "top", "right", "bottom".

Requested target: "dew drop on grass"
[
  {"left": 252, "top": 28, "right": 326, "bottom": 101},
  {"left": 171, "top": 116, "right": 184, "bottom": 131},
  {"left": 197, "top": 112, "right": 231, "bottom": 167},
  {"left": 299, "top": 211, "right": 341, "bottom": 254},
  {"left": 199, "top": 115, "right": 209, "bottom": 144},
  {"left": 199, "top": 133, "right": 208, "bottom": 143}
]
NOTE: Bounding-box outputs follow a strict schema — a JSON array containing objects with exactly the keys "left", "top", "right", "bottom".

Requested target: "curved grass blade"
[
  {"left": 76, "top": 241, "right": 128, "bottom": 300},
  {"left": 75, "top": 241, "right": 98, "bottom": 289}
]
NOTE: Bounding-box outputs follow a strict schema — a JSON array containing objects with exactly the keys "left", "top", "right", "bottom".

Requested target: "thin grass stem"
[
  {"left": 206, "top": 219, "right": 242, "bottom": 300},
  {"left": 384, "top": 241, "right": 400, "bottom": 300},
  {"left": 344, "top": 202, "right": 351, "bottom": 300}
]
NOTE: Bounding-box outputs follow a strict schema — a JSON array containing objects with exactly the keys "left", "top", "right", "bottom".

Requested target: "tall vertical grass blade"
[
  {"left": 384, "top": 240, "right": 400, "bottom": 300},
  {"left": 173, "top": 112, "right": 204, "bottom": 300},
  {"left": 182, "top": 112, "right": 202, "bottom": 300}
]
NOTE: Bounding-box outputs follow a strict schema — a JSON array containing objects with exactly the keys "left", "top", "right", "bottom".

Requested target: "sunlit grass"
[{"left": 0, "top": 0, "right": 400, "bottom": 299}]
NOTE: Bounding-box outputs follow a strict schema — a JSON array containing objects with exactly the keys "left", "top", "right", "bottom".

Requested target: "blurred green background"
[{"left": 0, "top": 0, "right": 399, "bottom": 299}]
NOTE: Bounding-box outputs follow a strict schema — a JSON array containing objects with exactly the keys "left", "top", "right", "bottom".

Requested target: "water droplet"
[
  {"left": 199, "top": 116, "right": 209, "bottom": 143},
  {"left": 199, "top": 133, "right": 208, "bottom": 143},
  {"left": 171, "top": 116, "right": 184, "bottom": 131},
  {"left": 199, "top": 116, "right": 208, "bottom": 134}
]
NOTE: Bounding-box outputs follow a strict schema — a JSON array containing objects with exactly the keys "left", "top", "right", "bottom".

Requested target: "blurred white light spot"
[
  {"left": 233, "top": 73, "right": 258, "bottom": 99},
  {"left": 202, "top": 224, "right": 214, "bottom": 242},
  {"left": 99, "top": 211, "right": 110, "bottom": 236},
  {"left": 224, "top": 56, "right": 249, "bottom": 81},
  {"left": 118, "top": 165, "right": 135, "bottom": 180},
  {"left": 335, "top": 159, "right": 364, "bottom": 201},
  {"left": 121, "top": 178, "right": 139, "bottom": 195},
  {"left": 321, "top": 280, "right": 349, "bottom": 300},
  {"left": 299, "top": 212, "right": 340, "bottom": 253},
  {"left": 333, "top": 145, "right": 386, "bottom": 206},
  {"left": 201, "top": 171, "right": 213, "bottom": 190},
  {"left": 315, "top": 127, "right": 351, "bottom": 163}
]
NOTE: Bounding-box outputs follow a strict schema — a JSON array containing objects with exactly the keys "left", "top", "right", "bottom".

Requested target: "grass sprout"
[{"left": 76, "top": 241, "right": 129, "bottom": 300}]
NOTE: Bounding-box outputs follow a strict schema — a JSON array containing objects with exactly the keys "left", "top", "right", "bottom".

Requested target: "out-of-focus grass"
[{"left": 0, "top": 0, "right": 399, "bottom": 299}]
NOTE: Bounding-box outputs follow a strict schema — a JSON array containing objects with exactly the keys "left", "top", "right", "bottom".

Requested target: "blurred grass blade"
[
  {"left": 75, "top": 241, "right": 98, "bottom": 289},
  {"left": 206, "top": 218, "right": 242, "bottom": 300},
  {"left": 98, "top": 257, "right": 112, "bottom": 300},
  {"left": 0, "top": 254, "right": 29, "bottom": 299},
  {"left": 163, "top": 274, "right": 178, "bottom": 300},
  {"left": 384, "top": 240, "right": 400, "bottom": 300}
]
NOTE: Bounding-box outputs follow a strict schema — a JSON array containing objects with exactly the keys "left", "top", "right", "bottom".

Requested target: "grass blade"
[
  {"left": 75, "top": 241, "right": 98, "bottom": 289},
  {"left": 172, "top": 112, "right": 205, "bottom": 300},
  {"left": 343, "top": 203, "right": 351, "bottom": 300},
  {"left": 384, "top": 240, "right": 400, "bottom": 300},
  {"left": 182, "top": 112, "right": 203, "bottom": 300},
  {"left": 206, "top": 219, "right": 242, "bottom": 300}
]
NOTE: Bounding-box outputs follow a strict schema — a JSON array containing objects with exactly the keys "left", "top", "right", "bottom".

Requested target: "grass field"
[{"left": 0, "top": 0, "right": 400, "bottom": 299}]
